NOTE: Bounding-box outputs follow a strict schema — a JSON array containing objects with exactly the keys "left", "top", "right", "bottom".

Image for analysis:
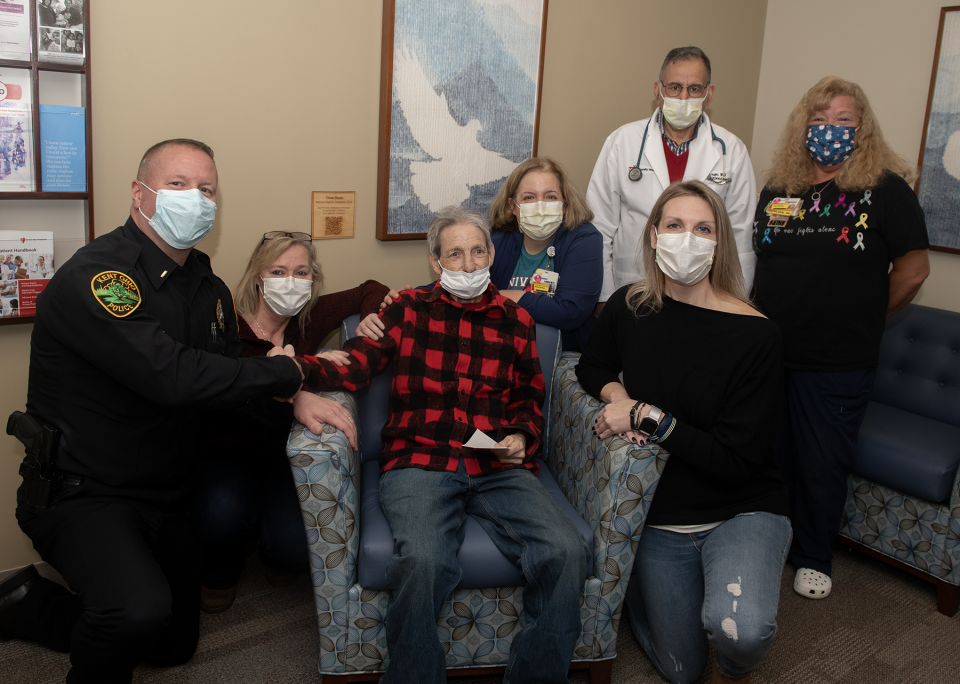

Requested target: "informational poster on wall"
[
  {"left": 40, "top": 104, "right": 85, "bottom": 191},
  {"left": 0, "top": 231, "right": 55, "bottom": 318},
  {"left": 0, "top": 0, "right": 32, "bottom": 61},
  {"left": 36, "top": 0, "right": 84, "bottom": 65},
  {"left": 0, "top": 67, "right": 35, "bottom": 192}
]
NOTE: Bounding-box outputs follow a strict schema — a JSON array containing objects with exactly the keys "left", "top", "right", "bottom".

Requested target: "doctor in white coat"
[{"left": 587, "top": 47, "right": 757, "bottom": 308}]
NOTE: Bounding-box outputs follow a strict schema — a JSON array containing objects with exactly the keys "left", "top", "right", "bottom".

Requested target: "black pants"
[
  {"left": 190, "top": 457, "right": 308, "bottom": 589},
  {"left": 14, "top": 484, "right": 200, "bottom": 684},
  {"left": 775, "top": 367, "right": 876, "bottom": 576}
]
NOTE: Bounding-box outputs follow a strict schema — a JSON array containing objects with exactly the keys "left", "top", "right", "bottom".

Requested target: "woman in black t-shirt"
[
  {"left": 753, "top": 77, "right": 930, "bottom": 601},
  {"left": 578, "top": 181, "right": 791, "bottom": 684}
]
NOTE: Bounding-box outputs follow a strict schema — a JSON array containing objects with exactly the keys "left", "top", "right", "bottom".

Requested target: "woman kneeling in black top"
[{"left": 577, "top": 181, "right": 791, "bottom": 684}]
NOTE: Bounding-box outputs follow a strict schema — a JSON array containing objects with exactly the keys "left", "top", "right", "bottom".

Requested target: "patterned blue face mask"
[{"left": 806, "top": 125, "right": 857, "bottom": 167}]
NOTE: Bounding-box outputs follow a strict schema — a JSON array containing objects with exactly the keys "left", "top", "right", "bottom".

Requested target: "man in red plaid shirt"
[{"left": 302, "top": 206, "right": 589, "bottom": 684}]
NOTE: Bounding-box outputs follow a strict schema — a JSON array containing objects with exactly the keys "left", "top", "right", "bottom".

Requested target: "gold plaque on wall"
[{"left": 312, "top": 191, "right": 356, "bottom": 240}]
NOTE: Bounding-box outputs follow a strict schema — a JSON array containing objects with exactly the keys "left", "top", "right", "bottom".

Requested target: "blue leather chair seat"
[
  {"left": 854, "top": 401, "right": 960, "bottom": 503},
  {"left": 357, "top": 458, "right": 595, "bottom": 590}
]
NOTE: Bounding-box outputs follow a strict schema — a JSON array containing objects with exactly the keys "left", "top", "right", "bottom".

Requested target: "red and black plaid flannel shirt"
[{"left": 302, "top": 282, "right": 545, "bottom": 477}]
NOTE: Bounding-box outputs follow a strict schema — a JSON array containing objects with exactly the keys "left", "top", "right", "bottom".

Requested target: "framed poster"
[
  {"left": 375, "top": 0, "right": 548, "bottom": 240},
  {"left": 916, "top": 5, "right": 960, "bottom": 254}
]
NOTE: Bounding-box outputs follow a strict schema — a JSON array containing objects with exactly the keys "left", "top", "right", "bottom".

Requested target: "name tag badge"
[
  {"left": 767, "top": 197, "right": 804, "bottom": 217},
  {"left": 767, "top": 215, "right": 790, "bottom": 228},
  {"left": 531, "top": 269, "right": 559, "bottom": 295}
]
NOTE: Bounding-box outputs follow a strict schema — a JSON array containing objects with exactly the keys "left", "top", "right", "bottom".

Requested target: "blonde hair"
[
  {"left": 765, "top": 76, "right": 915, "bottom": 195},
  {"left": 235, "top": 235, "right": 324, "bottom": 335},
  {"left": 489, "top": 157, "right": 594, "bottom": 232},
  {"left": 626, "top": 181, "right": 748, "bottom": 314}
]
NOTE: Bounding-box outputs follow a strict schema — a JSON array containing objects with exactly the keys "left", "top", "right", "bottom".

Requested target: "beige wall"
[
  {"left": 752, "top": 0, "right": 960, "bottom": 313},
  {"left": 539, "top": 0, "right": 767, "bottom": 192}
]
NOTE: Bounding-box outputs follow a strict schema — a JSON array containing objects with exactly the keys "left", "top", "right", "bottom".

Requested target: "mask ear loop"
[{"left": 135, "top": 181, "right": 158, "bottom": 224}]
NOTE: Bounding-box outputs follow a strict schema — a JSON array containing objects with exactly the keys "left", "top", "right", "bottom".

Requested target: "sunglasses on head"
[{"left": 259, "top": 231, "right": 312, "bottom": 248}]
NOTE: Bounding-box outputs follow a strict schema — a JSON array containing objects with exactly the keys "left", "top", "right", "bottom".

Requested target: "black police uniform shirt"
[
  {"left": 26, "top": 217, "right": 302, "bottom": 495},
  {"left": 752, "top": 172, "right": 929, "bottom": 372}
]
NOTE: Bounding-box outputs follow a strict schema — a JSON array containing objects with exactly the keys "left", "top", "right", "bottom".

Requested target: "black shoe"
[{"left": 0, "top": 565, "right": 39, "bottom": 639}]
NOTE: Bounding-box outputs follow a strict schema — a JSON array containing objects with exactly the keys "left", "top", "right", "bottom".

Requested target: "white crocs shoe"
[{"left": 794, "top": 568, "right": 832, "bottom": 599}]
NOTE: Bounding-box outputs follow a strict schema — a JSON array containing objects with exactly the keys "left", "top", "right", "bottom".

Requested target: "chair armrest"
[
  {"left": 547, "top": 353, "right": 666, "bottom": 591},
  {"left": 286, "top": 390, "right": 362, "bottom": 602}
]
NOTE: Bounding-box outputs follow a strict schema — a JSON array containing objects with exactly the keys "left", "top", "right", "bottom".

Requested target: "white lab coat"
[{"left": 586, "top": 112, "right": 757, "bottom": 300}]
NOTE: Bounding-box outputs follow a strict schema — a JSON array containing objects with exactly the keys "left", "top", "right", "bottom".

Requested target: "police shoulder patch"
[{"left": 91, "top": 271, "right": 141, "bottom": 318}]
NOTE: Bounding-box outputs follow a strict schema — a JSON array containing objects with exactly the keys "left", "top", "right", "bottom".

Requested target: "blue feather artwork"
[{"left": 385, "top": 0, "right": 545, "bottom": 235}]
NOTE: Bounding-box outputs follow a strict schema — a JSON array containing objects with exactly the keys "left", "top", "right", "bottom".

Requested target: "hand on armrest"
[{"left": 292, "top": 391, "right": 358, "bottom": 449}]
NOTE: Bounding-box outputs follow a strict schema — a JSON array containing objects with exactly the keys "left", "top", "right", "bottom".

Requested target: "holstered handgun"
[{"left": 7, "top": 410, "right": 62, "bottom": 514}]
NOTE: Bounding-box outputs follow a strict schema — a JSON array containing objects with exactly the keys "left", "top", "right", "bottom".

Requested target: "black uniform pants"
[{"left": 15, "top": 486, "right": 200, "bottom": 684}]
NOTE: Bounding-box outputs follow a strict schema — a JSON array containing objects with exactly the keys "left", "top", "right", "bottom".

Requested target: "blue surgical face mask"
[
  {"left": 806, "top": 125, "right": 857, "bottom": 167},
  {"left": 137, "top": 181, "right": 217, "bottom": 250}
]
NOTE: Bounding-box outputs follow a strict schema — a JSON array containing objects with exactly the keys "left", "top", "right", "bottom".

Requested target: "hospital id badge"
[
  {"left": 767, "top": 197, "right": 803, "bottom": 217},
  {"left": 531, "top": 269, "right": 559, "bottom": 295}
]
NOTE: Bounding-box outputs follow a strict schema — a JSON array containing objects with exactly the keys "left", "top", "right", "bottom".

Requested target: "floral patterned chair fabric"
[
  {"left": 838, "top": 304, "right": 960, "bottom": 616},
  {"left": 286, "top": 344, "right": 665, "bottom": 682}
]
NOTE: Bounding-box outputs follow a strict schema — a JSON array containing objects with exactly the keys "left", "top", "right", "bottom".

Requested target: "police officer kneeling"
[{"left": 0, "top": 139, "right": 303, "bottom": 683}]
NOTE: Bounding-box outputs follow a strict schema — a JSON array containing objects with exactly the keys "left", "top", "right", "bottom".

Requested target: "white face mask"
[
  {"left": 660, "top": 92, "right": 705, "bottom": 130},
  {"left": 261, "top": 276, "right": 312, "bottom": 317},
  {"left": 515, "top": 200, "right": 564, "bottom": 241},
  {"left": 654, "top": 229, "right": 715, "bottom": 286},
  {"left": 439, "top": 265, "right": 491, "bottom": 300}
]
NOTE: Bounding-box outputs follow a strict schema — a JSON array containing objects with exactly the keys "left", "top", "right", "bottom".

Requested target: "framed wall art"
[
  {"left": 375, "top": 0, "right": 549, "bottom": 240},
  {"left": 916, "top": 5, "right": 960, "bottom": 254}
]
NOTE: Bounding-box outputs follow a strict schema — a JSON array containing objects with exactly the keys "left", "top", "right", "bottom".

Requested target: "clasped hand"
[
  {"left": 266, "top": 345, "right": 351, "bottom": 402},
  {"left": 594, "top": 399, "right": 647, "bottom": 445}
]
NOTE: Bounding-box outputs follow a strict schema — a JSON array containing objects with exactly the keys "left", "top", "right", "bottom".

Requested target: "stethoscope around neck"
[{"left": 627, "top": 117, "right": 730, "bottom": 184}]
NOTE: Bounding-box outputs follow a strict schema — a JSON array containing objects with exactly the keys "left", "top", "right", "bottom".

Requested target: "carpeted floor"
[{"left": 3, "top": 543, "right": 960, "bottom": 683}]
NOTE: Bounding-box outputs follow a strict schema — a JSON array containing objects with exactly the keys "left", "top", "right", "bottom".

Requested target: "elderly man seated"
[{"left": 299, "top": 205, "right": 589, "bottom": 684}]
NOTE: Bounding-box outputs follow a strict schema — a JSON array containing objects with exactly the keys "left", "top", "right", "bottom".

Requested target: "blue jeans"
[
  {"left": 626, "top": 512, "right": 792, "bottom": 684},
  {"left": 378, "top": 460, "right": 590, "bottom": 684}
]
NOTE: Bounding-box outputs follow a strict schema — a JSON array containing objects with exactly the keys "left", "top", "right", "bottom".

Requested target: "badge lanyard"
[{"left": 628, "top": 119, "right": 729, "bottom": 184}]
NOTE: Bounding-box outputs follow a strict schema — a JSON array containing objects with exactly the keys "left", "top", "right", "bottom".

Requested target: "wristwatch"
[{"left": 637, "top": 405, "right": 663, "bottom": 437}]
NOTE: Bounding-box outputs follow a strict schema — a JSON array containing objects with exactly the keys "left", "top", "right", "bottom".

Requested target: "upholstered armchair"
[
  {"left": 838, "top": 304, "right": 960, "bottom": 616},
  {"left": 285, "top": 317, "right": 664, "bottom": 682}
]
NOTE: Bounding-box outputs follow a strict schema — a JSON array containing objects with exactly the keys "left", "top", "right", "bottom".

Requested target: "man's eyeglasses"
[
  {"left": 259, "top": 231, "right": 312, "bottom": 247},
  {"left": 660, "top": 82, "right": 708, "bottom": 98}
]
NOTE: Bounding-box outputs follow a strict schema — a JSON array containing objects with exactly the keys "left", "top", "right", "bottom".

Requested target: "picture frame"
[
  {"left": 916, "top": 5, "right": 960, "bottom": 254},
  {"left": 375, "top": 0, "right": 549, "bottom": 241}
]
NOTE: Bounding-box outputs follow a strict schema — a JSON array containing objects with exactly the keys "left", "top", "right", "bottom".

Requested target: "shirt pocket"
[{"left": 470, "top": 339, "right": 513, "bottom": 398}]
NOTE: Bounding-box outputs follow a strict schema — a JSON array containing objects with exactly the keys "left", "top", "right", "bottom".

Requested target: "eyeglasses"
[
  {"left": 259, "top": 231, "right": 312, "bottom": 247},
  {"left": 660, "top": 82, "right": 708, "bottom": 98}
]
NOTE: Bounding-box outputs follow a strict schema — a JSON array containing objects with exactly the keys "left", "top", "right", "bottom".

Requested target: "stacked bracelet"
[
  {"left": 649, "top": 413, "right": 676, "bottom": 443},
  {"left": 629, "top": 401, "right": 645, "bottom": 433}
]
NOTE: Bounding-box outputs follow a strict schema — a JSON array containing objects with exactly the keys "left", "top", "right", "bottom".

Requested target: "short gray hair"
[
  {"left": 426, "top": 206, "right": 492, "bottom": 259},
  {"left": 659, "top": 46, "right": 712, "bottom": 85}
]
